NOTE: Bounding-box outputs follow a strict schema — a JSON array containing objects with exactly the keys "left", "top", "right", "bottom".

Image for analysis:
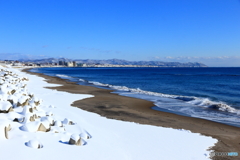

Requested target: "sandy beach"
[{"left": 23, "top": 68, "right": 240, "bottom": 160}]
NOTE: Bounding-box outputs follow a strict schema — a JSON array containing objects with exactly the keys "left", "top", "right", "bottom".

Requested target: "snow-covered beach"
[{"left": 0, "top": 65, "right": 218, "bottom": 159}]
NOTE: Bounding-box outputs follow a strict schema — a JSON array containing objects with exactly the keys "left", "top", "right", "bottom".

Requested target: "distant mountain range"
[{"left": 19, "top": 58, "right": 208, "bottom": 67}]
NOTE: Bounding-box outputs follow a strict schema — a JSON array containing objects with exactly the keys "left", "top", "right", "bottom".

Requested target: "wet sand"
[{"left": 23, "top": 68, "right": 240, "bottom": 160}]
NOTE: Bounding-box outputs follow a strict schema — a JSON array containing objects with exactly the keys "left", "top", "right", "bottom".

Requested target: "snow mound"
[
  {"left": 50, "top": 126, "right": 65, "bottom": 133},
  {"left": 0, "top": 101, "right": 13, "bottom": 113},
  {"left": 41, "top": 116, "right": 54, "bottom": 126},
  {"left": 69, "top": 134, "right": 84, "bottom": 146},
  {"left": 54, "top": 120, "right": 63, "bottom": 127},
  {"left": 80, "top": 132, "right": 91, "bottom": 140},
  {"left": 26, "top": 140, "right": 43, "bottom": 149},
  {"left": 21, "top": 121, "right": 41, "bottom": 132},
  {"left": 62, "top": 118, "right": 74, "bottom": 125}
]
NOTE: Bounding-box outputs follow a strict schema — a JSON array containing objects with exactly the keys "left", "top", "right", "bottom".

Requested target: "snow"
[
  {"left": 0, "top": 101, "right": 12, "bottom": 111},
  {"left": 54, "top": 120, "right": 63, "bottom": 127},
  {"left": 21, "top": 105, "right": 32, "bottom": 115},
  {"left": 18, "top": 96, "right": 29, "bottom": 104},
  {"left": 21, "top": 121, "right": 42, "bottom": 132},
  {"left": 80, "top": 132, "right": 90, "bottom": 139},
  {"left": 46, "top": 111, "right": 53, "bottom": 116},
  {"left": 0, "top": 66, "right": 217, "bottom": 160},
  {"left": 26, "top": 139, "right": 43, "bottom": 149},
  {"left": 63, "top": 118, "right": 74, "bottom": 125},
  {"left": 70, "top": 133, "right": 80, "bottom": 141},
  {"left": 41, "top": 116, "right": 54, "bottom": 125},
  {"left": 8, "top": 95, "right": 19, "bottom": 104}
]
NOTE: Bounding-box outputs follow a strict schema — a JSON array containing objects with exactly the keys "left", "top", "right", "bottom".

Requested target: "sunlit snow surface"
[{"left": 0, "top": 66, "right": 217, "bottom": 160}]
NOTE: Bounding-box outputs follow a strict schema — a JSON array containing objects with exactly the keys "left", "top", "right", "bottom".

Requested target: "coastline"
[{"left": 23, "top": 68, "right": 240, "bottom": 159}]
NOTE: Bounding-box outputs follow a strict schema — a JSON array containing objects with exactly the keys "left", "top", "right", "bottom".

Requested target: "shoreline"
[{"left": 23, "top": 68, "right": 240, "bottom": 159}]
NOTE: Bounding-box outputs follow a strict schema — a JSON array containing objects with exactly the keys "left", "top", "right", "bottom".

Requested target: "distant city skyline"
[
  {"left": 0, "top": 0, "right": 240, "bottom": 67},
  {"left": 1, "top": 53, "right": 240, "bottom": 67}
]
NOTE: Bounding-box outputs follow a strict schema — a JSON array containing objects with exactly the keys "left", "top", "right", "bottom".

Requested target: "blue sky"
[{"left": 0, "top": 0, "right": 240, "bottom": 66}]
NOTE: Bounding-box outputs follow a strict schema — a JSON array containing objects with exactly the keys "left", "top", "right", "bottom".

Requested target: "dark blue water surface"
[{"left": 30, "top": 67, "right": 240, "bottom": 127}]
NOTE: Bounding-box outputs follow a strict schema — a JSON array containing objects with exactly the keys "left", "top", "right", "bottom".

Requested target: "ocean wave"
[
  {"left": 56, "top": 74, "right": 73, "bottom": 78},
  {"left": 187, "top": 98, "right": 236, "bottom": 113},
  {"left": 88, "top": 81, "right": 109, "bottom": 86},
  {"left": 79, "top": 79, "right": 86, "bottom": 82},
  {"left": 80, "top": 79, "right": 238, "bottom": 114}
]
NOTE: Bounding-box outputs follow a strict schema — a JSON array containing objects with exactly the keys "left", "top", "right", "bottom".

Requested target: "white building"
[
  {"left": 12, "top": 62, "right": 23, "bottom": 66},
  {"left": 67, "top": 62, "right": 74, "bottom": 67}
]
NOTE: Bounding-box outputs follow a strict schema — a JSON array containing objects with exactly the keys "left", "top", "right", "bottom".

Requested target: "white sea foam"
[
  {"left": 88, "top": 81, "right": 109, "bottom": 86},
  {"left": 79, "top": 78, "right": 85, "bottom": 82},
  {"left": 187, "top": 98, "right": 236, "bottom": 113},
  {"left": 56, "top": 74, "right": 72, "bottom": 78}
]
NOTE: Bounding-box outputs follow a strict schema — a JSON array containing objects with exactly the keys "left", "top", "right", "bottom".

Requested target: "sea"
[{"left": 30, "top": 67, "right": 240, "bottom": 127}]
